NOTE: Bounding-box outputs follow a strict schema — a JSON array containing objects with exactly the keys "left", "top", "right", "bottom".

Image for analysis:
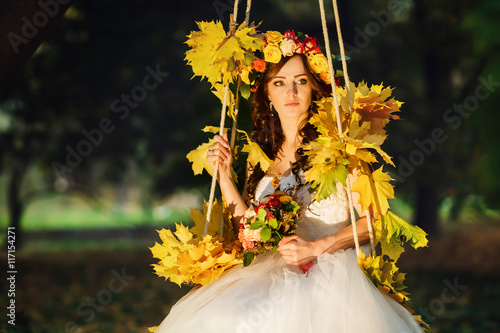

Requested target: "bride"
[{"left": 154, "top": 36, "right": 423, "bottom": 333}]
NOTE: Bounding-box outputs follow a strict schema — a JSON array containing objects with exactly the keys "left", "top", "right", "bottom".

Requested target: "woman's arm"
[
  {"left": 278, "top": 217, "right": 370, "bottom": 266},
  {"left": 278, "top": 170, "right": 373, "bottom": 266},
  {"left": 207, "top": 133, "right": 249, "bottom": 230}
]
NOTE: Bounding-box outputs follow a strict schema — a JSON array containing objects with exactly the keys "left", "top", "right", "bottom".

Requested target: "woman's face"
[{"left": 267, "top": 55, "right": 313, "bottom": 121}]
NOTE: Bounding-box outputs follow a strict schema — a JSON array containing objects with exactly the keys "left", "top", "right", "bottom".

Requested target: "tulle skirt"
[{"left": 155, "top": 248, "right": 423, "bottom": 333}]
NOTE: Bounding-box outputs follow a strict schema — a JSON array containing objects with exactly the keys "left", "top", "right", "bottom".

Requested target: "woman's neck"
[{"left": 278, "top": 114, "right": 306, "bottom": 149}]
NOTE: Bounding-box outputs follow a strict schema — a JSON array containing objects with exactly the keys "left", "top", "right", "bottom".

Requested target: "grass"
[
  {"left": 1, "top": 222, "right": 499, "bottom": 333},
  {"left": 0, "top": 191, "right": 193, "bottom": 231},
  {"left": 1, "top": 172, "right": 499, "bottom": 332}
]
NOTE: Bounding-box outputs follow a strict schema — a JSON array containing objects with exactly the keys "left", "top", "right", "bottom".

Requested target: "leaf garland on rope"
[
  {"left": 186, "top": 126, "right": 272, "bottom": 179},
  {"left": 302, "top": 81, "right": 429, "bottom": 329},
  {"left": 156, "top": 18, "right": 429, "bottom": 330},
  {"left": 150, "top": 198, "right": 242, "bottom": 287},
  {"left": 185, "top": 20, "right": 264, "bottom": 95}
]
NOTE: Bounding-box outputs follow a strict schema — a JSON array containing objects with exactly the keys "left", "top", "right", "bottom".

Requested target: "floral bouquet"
[{"left": 238, "top": 180, "right": 302, "bottom": 267}]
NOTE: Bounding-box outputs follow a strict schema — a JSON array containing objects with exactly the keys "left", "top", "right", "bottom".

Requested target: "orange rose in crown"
[{"left": 253, "top": 59, "right": 266, "bottom": 72}]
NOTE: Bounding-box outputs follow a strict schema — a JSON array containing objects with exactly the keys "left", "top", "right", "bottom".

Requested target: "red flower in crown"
[
  {"left": 295, "top": 40, "right": 305, "bottom": 54},
  {"left": 304, "top": 37, "right": 321, "bottom": 54},
  {"left": 283, "top": 30, "right": 296, "bottom": 40}
]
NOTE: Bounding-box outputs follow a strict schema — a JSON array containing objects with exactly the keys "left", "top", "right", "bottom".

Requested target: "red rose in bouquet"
[{"left": 238, "top": 189, "right": 302, "bottom": 267}]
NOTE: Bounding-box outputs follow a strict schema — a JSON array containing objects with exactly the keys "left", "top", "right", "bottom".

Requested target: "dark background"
[{"left": 0, "top": 0, "right": 499, "bottom": 332}]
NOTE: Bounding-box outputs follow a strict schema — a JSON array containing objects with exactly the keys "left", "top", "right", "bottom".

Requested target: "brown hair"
[{"left": 246, "top": 54, "right": 331, "bottom": 201}]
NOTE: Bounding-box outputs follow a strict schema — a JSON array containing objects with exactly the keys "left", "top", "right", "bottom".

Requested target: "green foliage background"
[{"left": 0, "top": 0, "right": 499, "bottom": 332}]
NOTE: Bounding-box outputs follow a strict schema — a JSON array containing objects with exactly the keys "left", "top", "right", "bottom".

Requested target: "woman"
[{"left": 154, "top": 53, "right": 423, "bottom": 332}]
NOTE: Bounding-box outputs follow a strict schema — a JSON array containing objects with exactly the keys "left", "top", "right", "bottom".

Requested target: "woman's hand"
[
  {"left": 277, "top": 235, "right": 324, "bottom": 266},
  {"left": 207, "top": 132, "right": 232, "bottom": 181}
]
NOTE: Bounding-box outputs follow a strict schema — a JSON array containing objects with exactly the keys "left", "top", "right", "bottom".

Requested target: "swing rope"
[
  {"left": 318, "top": 0, "right": 376, "bottom": 256},
  {"left": 203, "top": 84, "right": 230, "bottom": 237},
  {"left": 205, "top": 0, "right": 376, "bottom": 257},
  {"left": 205, "top": 0, "right": 252, "bottom": 238}
]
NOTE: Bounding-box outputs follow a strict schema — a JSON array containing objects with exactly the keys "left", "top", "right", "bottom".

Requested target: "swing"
[{"left": 150, "top": 0, "right": 430, "bottom": 330}]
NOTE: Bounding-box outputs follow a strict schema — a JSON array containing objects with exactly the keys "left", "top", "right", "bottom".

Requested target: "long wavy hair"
[{"left": 246, "top": 54, "right": 331, "bottom": 201}]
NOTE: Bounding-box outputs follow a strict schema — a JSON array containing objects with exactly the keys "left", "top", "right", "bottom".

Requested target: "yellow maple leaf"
[
  {"left": 188, "top": 244, "right": 206, "bottom": 261},
  {"left": 149, "top": 242, "right": 171, "bottom": 260},
  {"left": 379, "top": 211, "right": 428, "bottom": 262},
  {"left": 189, "top": 198, "right": 226, "bottom": 238},
  {"left": 353, "top": 82, "right": 402, "bottom": 123},
  {"left": 301, "top": 112, "right": 350, "bottom": 201},
  {"left": 413, "top": 315, "right": 431, "bottom": 331},
  {"left": 358, "top": 252, "right": 410, "bottom": 304},
  {"left": 211, "top": 83, "right": 235, "bottom": 119},
  {"left": 150, "top": 198, "right": 242, "bottom": 287},
  {"left": 217, "top": 251, "right": 238, "bottom": 264},
  {"left": 201, "top": 125, "right": 230, "bottom": 134},
  {"left": 174, "top": 223, "right": 194, "bottom": 244},
  {"left": 185, "top": 21, "right": 227, "bottom": 86},
  {"left": 351, "top": 167, "right": 394, "bottom": 215},
  {"left": 185, "top": 21, "right": 264, "bottom": 88},
  {"left": 186, "top": 139, "right": 215, "bottom": 176},
  {"left": 343, "top": 135, "right": 394, "bottom": 166},
  {"left": 305, "top": 160, "right": 349, "bottom": 201},
  {"left": 345, "top": 141, "right": 378, "bottom": 164},
  {"left": 241, "top": 135, "right": 272, "bottom": 172}
]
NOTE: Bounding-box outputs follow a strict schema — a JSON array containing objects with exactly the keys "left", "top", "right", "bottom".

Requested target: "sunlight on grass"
[
  {"left": 0, "top": 192, "right": 193, "bottom": 231},
  {"left": 22, "top": 238, "right": 154, "bottom": 253}
]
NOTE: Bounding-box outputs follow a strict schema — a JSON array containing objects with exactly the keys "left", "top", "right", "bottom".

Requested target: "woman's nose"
[{"left": 287, "top": 83, "right": 298, "bottom": 96}]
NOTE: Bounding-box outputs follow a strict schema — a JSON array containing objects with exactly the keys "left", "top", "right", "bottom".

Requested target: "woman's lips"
[{"left": 285, "top": 101, "right": 299, "bottom": 106}]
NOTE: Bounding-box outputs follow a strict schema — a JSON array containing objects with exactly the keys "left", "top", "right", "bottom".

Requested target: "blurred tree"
[
  {"left": 341, "top": 0, "right": 500, "bottom": 235},
  {"left": 0, "top": 0, "right": 74, "bottom": 247},
  {"left": 0, "top": 0, "right": 226, "bottom": 246},
  {"left": 0, "top": 0, "right": 74, "bottom": 90},
  {"left": 1, "top": 0, "right": 499, "bottom": 246}
]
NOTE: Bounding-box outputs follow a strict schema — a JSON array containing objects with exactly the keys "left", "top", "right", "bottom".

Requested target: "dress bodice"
[{"left": 252, "top": 173, "right": 350, "bottom": 239}]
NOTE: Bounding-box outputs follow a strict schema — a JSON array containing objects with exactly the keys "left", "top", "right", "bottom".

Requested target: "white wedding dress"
[{"left": 154, "top": 174, "right": 423, "bottom": 333}]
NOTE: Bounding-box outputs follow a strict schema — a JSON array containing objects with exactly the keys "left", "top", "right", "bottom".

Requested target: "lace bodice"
[{"left": 253, "top": 173, "right": 350, "bottom": 239}]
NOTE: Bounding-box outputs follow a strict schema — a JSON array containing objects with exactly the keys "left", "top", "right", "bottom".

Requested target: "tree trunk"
[
  {"left": 414, "top": 183, "right": 440, "bottom": 237},
  {"left": 7, "top": 162, "right": 27, "bottom": 249}
]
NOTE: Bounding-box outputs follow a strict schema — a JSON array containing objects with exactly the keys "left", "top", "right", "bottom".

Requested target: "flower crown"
[
  {"left": 241, "top": 30, "right": 333, "bottom": 88},
  {"left": 184, "top": 21, "right": 341, "bottom": 99}
]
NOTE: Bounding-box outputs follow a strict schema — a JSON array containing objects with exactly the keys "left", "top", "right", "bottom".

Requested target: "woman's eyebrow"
[{"left": 272, "top": 73, "right": 307, "bottom": 79}]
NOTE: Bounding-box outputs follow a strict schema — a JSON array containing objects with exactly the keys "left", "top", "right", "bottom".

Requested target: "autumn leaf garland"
[
  {"left": 160, "top": 20, "right": 428, "bottom": 329},
  {"left": 185, "top": 21, "right": 264, "bottom": 90},
  {"left": 301, "top": 81, "right": 428, "bottom": 323},
  {"left": 150, "top": 198, "right": 243, "bottom": 287},
  {"left": 302, "top": 81, "right": 402, "bottom": 202}
]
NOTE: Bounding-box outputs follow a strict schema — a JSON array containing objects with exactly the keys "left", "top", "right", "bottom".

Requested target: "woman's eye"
[
  {"left": 297, "top": 78, "right": 307, "bottom": 85},
  {"left": 273, "top": 80, "right": 285, "bottom": 86}
]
